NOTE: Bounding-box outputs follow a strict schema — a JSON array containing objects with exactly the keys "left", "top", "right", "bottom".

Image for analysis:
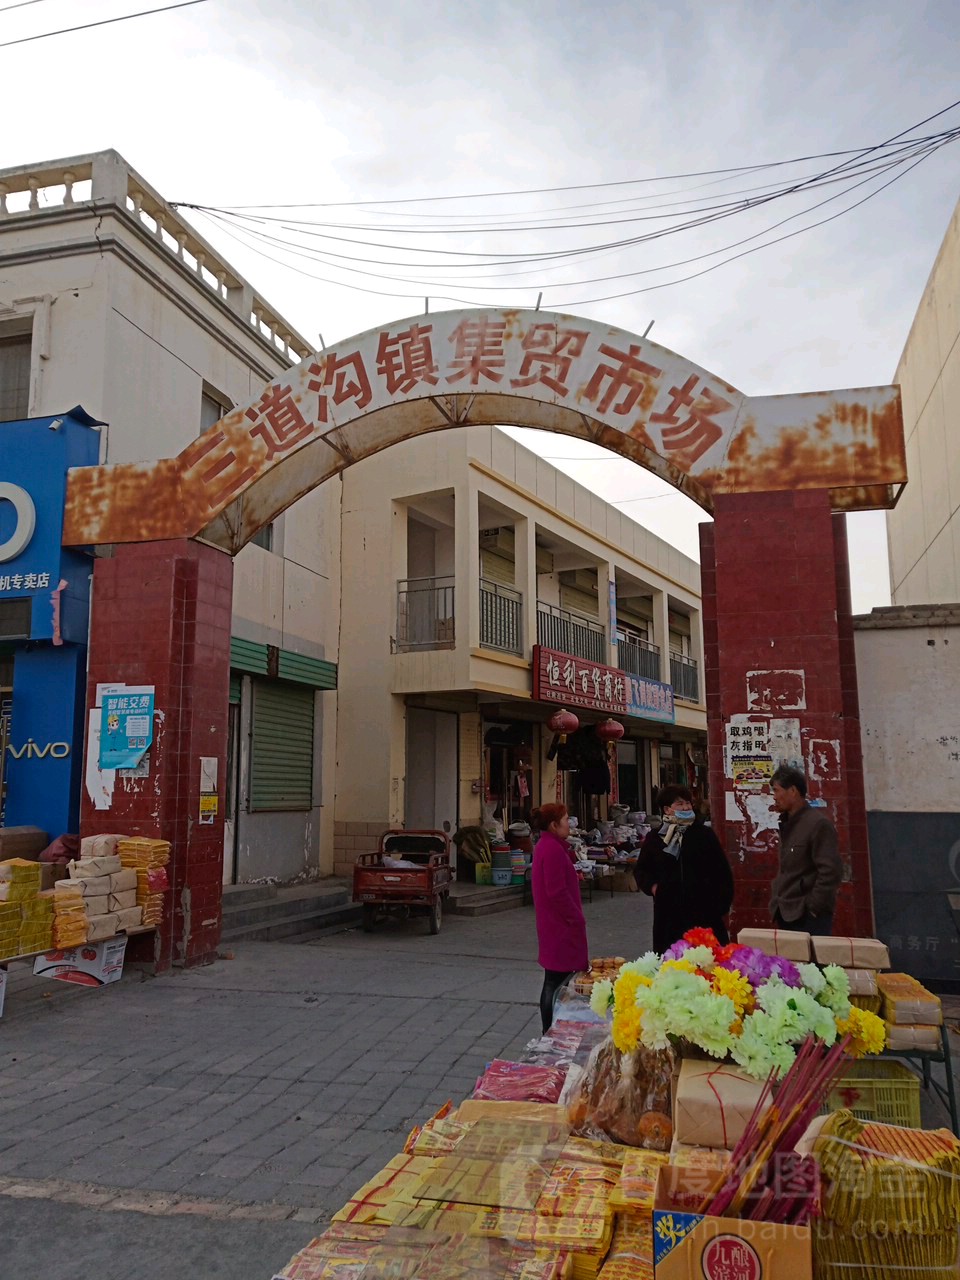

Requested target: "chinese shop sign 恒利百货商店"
[
  {"left": 533, "top": 645, "right": 675, "bottom": 724},
  {"left": 99, "top": 689, "right": 155, "bottom": 770}
]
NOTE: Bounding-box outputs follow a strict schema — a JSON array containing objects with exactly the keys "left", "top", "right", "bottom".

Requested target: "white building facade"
[
  {"left": 332, "top": 427, "right": 707, "bottom": 877},
  {"left": 0, "top": 151, "right": 340, "bottom": 882},
  {"left": 886, "top": 195, "right": 960, "bottom": 603}
]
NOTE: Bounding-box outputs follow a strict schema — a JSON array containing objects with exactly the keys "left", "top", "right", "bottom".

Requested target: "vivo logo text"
[
  {"left": 6, "top": 740, "right": 71, "bottom": 760},
  {"left": 0, "top": 483, "right": 37, "bottom": 563}
]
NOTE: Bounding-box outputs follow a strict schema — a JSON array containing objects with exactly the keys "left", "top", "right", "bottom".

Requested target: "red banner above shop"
[{"left": 533, "top": 645, "right": 675, "bottom": 724}]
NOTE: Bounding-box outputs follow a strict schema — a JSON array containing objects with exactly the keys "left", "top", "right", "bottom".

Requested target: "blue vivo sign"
[
  {"left": 1, "top": 410, "right": 102, "bottom": 836},
  {"left": 0, "top": 409, "right": 102, "bottom": 641}
]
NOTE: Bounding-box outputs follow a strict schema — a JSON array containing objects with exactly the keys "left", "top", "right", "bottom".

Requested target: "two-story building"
[
  {"left": 0, "top": 151, "right": 339, "bottom": 883},
  {"left": 332, "top": 426, "right": 708, "bottom": 876}
]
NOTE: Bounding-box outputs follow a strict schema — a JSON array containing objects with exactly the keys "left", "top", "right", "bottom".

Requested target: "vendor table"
[{"left": 882, "top": 1023, "right": 959, "bottom": 1137}]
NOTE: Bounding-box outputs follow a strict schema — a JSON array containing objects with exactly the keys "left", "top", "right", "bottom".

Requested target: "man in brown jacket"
[{"left": 768, "top": 766, "right": 842, "bottom": 936}]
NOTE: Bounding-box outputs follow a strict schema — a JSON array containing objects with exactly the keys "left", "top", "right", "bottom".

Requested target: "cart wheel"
[
  {"left": 362, "top": 904, "right": 376, "bottom": 933},
  {"left": 428, "top": 896, "right": 442, "bottom": 935}
]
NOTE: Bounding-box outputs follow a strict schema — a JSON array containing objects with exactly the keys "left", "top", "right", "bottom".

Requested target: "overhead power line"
[{"left": 0, "top": 0, "right": 209, "bottom": 48}]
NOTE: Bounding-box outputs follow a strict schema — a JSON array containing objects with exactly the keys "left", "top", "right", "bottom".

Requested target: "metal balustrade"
[
  {"left": 617, "top": 636, "right": 662, "bottom": 682},
  {"left": 670, "top": 651, "right": 700, "bottom": 702},
  {"left": 537, "top": 601, "right": 606, "bottom": 664},
  {"left": 395, "top": 576, "right": 456, "bottom": 651},
  {"left": 479, "top": 579, "right": 523, "bottom": 655}
]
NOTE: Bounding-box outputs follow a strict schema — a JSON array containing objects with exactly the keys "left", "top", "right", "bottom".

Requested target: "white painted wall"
[
  {"left": 887, "top": 196, "right": 960, "bottom": 604},
  {"left": 855, "top": 619, "right": 960, "bottom": 811}
]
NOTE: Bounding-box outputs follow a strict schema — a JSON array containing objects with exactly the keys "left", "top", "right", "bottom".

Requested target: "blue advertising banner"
[{"left": 99, "top": 689, "right": 155, "bottom": 770}]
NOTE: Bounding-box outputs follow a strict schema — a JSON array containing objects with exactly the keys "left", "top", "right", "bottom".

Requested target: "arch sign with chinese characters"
[{"left": 61, "top": 308, "right": 906, "bottom": 554}]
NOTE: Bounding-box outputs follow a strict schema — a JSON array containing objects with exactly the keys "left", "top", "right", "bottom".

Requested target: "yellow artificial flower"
[
  {"left": 711, "top": 967, "right": 755, "bottom": 1020},
  {"left": 659, "top": 959, "right": 697, "bottom": 976},
  {"left": 612, "top": 1004, "right": 642, "bottom": 1054},
  {"left": 836, "top": 1006, "right": 886, "bottom": 1058},
  {"left": 613, "top": 969, "right": 650, "bottom": 1016}
]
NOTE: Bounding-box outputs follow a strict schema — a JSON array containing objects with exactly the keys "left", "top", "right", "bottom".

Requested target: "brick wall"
[
  {"left": 81, "top": 539, "right": 233, "bottom": 970},
  {"left": 701, "top": 491, "right": 871, "bottom": 938},
  {"left": 333, "top": 820, "right": 388, "bottom": 880}
]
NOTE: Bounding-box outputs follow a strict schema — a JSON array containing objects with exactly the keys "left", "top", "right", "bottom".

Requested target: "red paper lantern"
[
  {"left": 547, "top": 708, "right": 579, "bottom": 743},
  {"left": 596, "top": 718, "right": 625, "bottom": 743}
]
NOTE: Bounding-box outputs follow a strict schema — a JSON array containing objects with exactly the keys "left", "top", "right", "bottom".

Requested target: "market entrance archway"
[{"left": 62, "top": 308, "right": 907, "bottom": 968}]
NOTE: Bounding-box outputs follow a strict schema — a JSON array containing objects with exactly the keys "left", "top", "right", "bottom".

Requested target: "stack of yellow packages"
[
  {"left": 0, "top": 901, "right": 20, "bottom": 960},
  {"left": 597, "top": 1212, "right": 653, "bottom": 1280},
  {"left": 118, "top": 838, "right": 170, "bottom": 927},
  {"left": 56, "top": 856, "right": 120, "bottom": 942},
  {"left": 52, "top": 895, "right": 88, "bottom": 948},
  {"left": 0, "top": 858, "right": 42, "bottom": 903},
  {"left": 813, "top": 1108, "right": 960, "bottom": 1279},
  {"left": 878, "top": 973, "right": 943, "bottom": 1051},
  {"left": 19, "top": 889, "right": 55, "bottom": 954}
]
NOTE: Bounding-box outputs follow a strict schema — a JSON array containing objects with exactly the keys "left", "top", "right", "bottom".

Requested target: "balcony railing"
[
  {"left": 480, "top": 579, "right": 523, "bottom": 655},
  {"left": 670, "top": 651, "right": 700, "bottom": 702},
  {"left": 617, "top": 636, "right": 661, "bottom": 682},
  {"left": 537, "top": 601, "right": 606, "bottom": 664},
  {"left": 396, "top": 576, "right": 455, "bottom": 651}
]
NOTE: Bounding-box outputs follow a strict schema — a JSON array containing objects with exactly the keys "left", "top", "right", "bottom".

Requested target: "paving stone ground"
[
  {"left": 0, "top": 888, "right": 653, "bottom": 1279},
  {"left": 0, "top": 889, "right": 956, "bottom": 1280}
]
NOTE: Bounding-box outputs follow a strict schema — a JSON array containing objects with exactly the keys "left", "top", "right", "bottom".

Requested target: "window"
[
  {"left": 0, "top": 335, "right": 31, "bottom": 422},
  {"left": 249, "top": 523, "right": 274, "bottom": 552},
  {"left": 249, "top": 679, "right": 315, "bottom": 811},
  {"left": 200, "top": 389, "right": 230, "bottom": 432}
]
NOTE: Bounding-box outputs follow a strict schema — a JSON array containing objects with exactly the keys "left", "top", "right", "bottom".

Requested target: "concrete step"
[
  {"left": 448, "top": 886, "right": 527, "bottom": 916},
  {"left": 221, "top": 883, "right": 280, "bottom": 908},
  {"left": 220, "top": 882, "right": 359, "bottom": 942},
  {"left": 222, "top": 884, "right": 349, "bottom": 931},
  {"left": 221, "top": 900, "right": 362, "bottom": 943}
]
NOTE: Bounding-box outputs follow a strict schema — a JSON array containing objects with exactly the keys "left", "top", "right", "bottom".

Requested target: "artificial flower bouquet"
[{"left": 588, "top": 927, "right": 886, "bottom": 1082}]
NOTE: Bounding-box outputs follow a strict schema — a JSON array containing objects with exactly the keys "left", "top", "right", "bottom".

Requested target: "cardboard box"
[
  {"left": 653, "top": 1167, "right": 812, "bottom": 1280},
  {"left": 811, "top": 936, "right": 890, "bottom": 970},
  {"left": 674, "top": 1061, "right": 769, "bottom": 1151},
  {"left": 0, "top": 827, "right": 48, "bottom": 860},
  {"left": 39, "top": 864, "right": 68, "bottom": 891},
  {"left": 34, "top": 936, "right": 127, "bottom": 986},
  {"left": 736, "top": 927, "right": 811, "bottom": 962}
]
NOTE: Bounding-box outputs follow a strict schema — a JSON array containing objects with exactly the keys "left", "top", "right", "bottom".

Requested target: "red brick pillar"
[
  {"left": 700, "top": 491, "right": 872, "bottom": 938},
  {"left": 80, "top": 540, "right": 233, "bottom": 970}
]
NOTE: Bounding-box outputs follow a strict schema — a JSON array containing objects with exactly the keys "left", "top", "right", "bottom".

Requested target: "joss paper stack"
[
  {"left": 813, "top": 1108, "right": 960, "bottom": 1280},
  {"left": 0, "top": 901, "right": 20, "bottom": 959},
  {"left": 597, "top": 1211, "right": 653, "bottom": 1280},
  {"left": 472, "top": 1060, "right": 568, "bottom": 1104},
  {"left": 0, "top": 858, "right": 42, "bottom": 903},
  {"left": 843, "top": 967, "right": 882, "bottom": 1014},
  {"left": 878, "top": 972, "right": 942, "bottom": 1024},
  {"left": 119, "top": 840, "right": 170, "bottom": 927},
  {"left": 52, "top": 900, "right": 87, "bottom": 948},
  {"left": 19, "top": 890, "right": 55, "bottom": 954},
  {"left": 609, "top": 1150, "right": 668, "bottom": 1214}
]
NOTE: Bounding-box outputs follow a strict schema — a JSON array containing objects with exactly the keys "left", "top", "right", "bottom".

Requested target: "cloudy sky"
[{"left": 4, "top": 0, "right": 959, "bottom": 610}]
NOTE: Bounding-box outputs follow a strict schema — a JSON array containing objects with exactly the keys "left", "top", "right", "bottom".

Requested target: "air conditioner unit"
[{"left": 479, "top": 527, "right": 515, "bottom": 555}]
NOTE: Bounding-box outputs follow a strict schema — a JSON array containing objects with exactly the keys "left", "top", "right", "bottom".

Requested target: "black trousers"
[
  {"left": 539, "top": 969, "right": 573, "bottom": 1034},
  {"left": 773, "top": 909, "right": 834, "bottom": 937}
]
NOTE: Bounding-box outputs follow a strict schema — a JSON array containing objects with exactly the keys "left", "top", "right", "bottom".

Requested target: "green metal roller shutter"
[
  {"left": 250, "top": 679, "right": 315, "bottom": 811},
  {"left": 229, "top": 674, "right": 242, "bottom": 705}
]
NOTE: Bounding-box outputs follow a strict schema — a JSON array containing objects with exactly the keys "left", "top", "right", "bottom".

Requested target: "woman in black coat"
[{"left": 634, "top": 784, "right": 734, "bottom": 955}]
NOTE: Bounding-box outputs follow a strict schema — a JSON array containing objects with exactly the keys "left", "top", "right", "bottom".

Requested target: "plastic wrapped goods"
[
  {"left": 473, "top": 1061, "right": 569, "bottom": 1106},
  {"left": 566, "top": 1038, "right": 674, "bottom": 1150}
]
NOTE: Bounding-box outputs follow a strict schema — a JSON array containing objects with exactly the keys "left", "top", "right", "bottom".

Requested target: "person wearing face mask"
[{"left": 634, "top": 784, "right": 734, "bottom": 954}]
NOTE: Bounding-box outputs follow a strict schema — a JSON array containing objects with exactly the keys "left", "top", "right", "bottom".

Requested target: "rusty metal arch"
[{"left": 62, "top": 308, "right": 905, "bottom": 554}]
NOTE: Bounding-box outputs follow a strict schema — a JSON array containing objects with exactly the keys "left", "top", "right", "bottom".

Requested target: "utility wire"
[
  {"left": 0, "top": 0, "right": 209, "bottom": 48},
  {"left": 0, "top": 0, "right": 55, "bottom": 13}
]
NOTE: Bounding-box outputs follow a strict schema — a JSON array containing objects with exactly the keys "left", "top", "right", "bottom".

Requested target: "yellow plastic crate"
[{"left": 821, "top": 1060, "right": 921, "bottom": 1129}]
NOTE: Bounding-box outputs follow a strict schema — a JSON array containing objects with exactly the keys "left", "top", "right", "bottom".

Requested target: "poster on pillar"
[{"left": 99, "top": 689, "right": 155, "bottom": 770}]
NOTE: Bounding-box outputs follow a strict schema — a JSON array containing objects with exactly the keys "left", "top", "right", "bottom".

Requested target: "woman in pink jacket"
[{"left": 531, "top": 803, "right": 589, "bottom": 1033}]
